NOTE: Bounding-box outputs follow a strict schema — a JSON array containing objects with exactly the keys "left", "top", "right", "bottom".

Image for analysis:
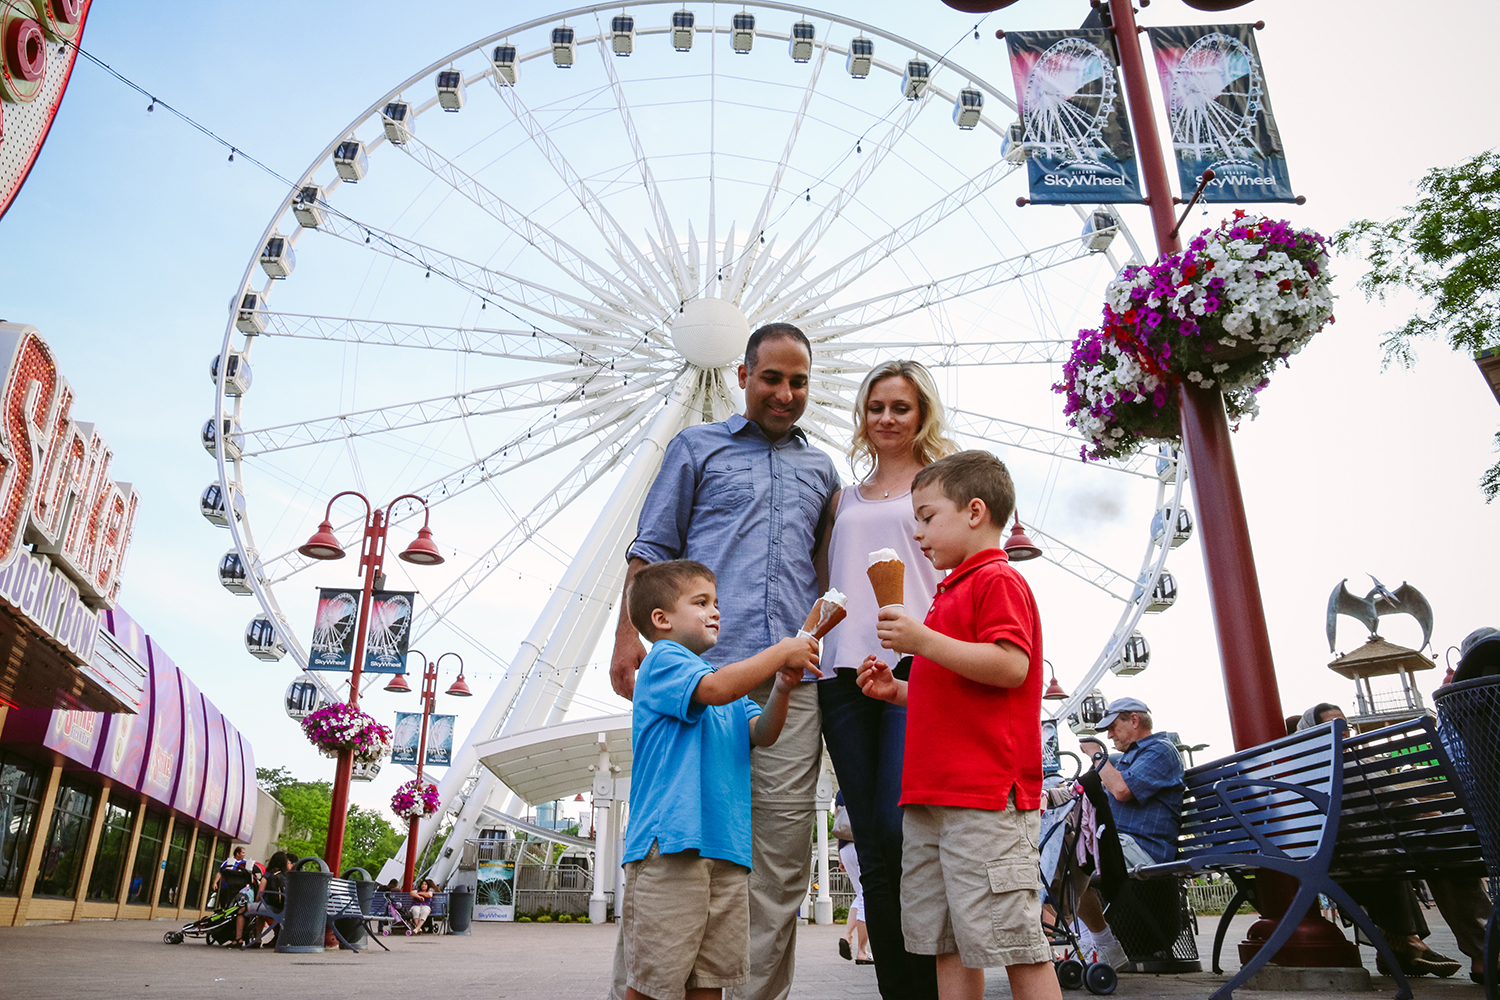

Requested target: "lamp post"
[
  {"left": 297, "top": 491, "right": 444, "bottom": 874},
  {"left": 939, "top": 0, "right": 1358, "bottom": 969},
  {"left": 386, "top": 650, "right": 471, "bottom": 891}
]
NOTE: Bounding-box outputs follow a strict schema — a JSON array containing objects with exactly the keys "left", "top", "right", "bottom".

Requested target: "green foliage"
[
  {"left": 1333, "top": 150, "right": 1500, "bottom": 368},
  {"left": 833, "top": 906, "right": 849, "bottom": 924},
  {"left": 259, "top": 771, "right": 403, "bottom": 875},
  {"left": 517, "top": 916, "right": 533, "bottom": 923}
]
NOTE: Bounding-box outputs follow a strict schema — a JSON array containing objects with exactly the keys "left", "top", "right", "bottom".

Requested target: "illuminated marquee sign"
[
  {"left": 0, "top": 0, "right": 91, "bottom": 220},
  {"left": 0, "top": 323, "right": 137, "bottom": 665}
]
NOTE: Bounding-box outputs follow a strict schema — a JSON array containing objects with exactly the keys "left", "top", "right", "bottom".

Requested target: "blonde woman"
[{"left": 818, "top": 359, "right": 957, "bottom": 1000}]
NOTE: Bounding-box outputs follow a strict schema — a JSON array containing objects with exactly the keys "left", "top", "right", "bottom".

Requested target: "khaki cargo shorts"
[
  {"left": 900, "top": 797, "right": 1053, "bottom": 969},
  {"left": 622, "top": 842, "right": 750, "bottom": 1000}
]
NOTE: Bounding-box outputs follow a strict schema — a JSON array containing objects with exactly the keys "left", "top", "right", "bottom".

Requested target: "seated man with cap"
[{"left": 1059, "top": 697, "right": 1184, "bottom": 970}]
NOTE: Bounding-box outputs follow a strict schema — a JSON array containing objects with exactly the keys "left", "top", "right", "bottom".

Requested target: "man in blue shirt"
[
  {"left": 1071, "top": 697, "right": 1185, "bottom": 970},
  {"left": 611, "top": 323, "right": 839, "bottom": 1000}
]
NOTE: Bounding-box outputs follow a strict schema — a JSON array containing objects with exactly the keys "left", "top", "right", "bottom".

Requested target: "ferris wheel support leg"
[{"left": 398, "top": 383, "right": 696, "bottom": 886}]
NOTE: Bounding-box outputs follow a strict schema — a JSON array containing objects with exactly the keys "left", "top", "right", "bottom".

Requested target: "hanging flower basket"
[
  {"left": 391, "top": 778, "right": 441, "bottom": 821},
  {"left": 301, "top": 702, "right": 393, "bottom": 764},
  {"left": 1055, "top": 212, "right": 1335, "bottom": 461}
]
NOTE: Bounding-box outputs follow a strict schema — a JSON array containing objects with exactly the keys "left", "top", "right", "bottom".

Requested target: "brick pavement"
[{"left": 0, "top": 911, "right": 1482, "bottom": 1000}]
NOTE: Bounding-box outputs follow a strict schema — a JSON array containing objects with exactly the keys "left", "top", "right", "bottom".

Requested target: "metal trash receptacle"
[
  {"left": 275, "top": 857, "right": 332, "bottom": 954},
  {"left": 339, "top": 868, "right": 376, "bottom": 950},
  {"left": 449, "top": 885, "right": 473, "bottom": 935}
]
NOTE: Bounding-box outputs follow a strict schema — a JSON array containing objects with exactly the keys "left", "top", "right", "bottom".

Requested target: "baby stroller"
[
  {"left": 378, "top": 891, "right": 421, "bottom": 937},
  {"left": 1039, "top": 768, "right": 1124, "bottom": 996},
  {"left": 162, "top": 898, "right": 246, "bottom": 945}
]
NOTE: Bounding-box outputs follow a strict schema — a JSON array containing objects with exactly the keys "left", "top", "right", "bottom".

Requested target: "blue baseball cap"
[{"left": 1096, "top": 697, "right": 1151, "bottom": 731}]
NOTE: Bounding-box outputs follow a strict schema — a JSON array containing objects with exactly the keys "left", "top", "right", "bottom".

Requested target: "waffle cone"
[
  {"left": 809, "top": 602, "right": 847, "bottom": 640},
  {"left": 867, "top": 559, "right": 905, "bottom": 608}
]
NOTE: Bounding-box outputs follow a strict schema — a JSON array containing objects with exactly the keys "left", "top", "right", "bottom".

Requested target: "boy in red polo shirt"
[{"left": 857, "top": 450, "right": 1058, "bottom": 1000}]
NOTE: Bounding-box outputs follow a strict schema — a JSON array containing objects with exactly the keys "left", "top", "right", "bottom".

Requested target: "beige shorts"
[
  {"left": 622, "top": 842, "right": 750, "bottom": 999},
  {"left": 901, "top": 798, "right": 1053, "bottom": 969}
]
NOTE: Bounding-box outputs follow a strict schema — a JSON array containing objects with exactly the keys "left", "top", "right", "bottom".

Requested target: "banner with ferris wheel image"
[
  {"left": 309, "top": 587, "right": 417, "bottom": 673},
  {"left": 1005, "top": 29, "right": 1143, "bottom": 204},
  {"left": 1148, "top": 24, "right": 1296, "bottom": 203}
]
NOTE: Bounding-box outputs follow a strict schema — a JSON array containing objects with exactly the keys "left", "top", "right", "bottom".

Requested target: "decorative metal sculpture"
[{"left": 1326, "top": 575, "right": 1434, "bottom": 652}]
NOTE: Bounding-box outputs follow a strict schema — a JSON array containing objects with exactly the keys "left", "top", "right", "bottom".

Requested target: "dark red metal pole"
[
  {"left": 1103, "top": 0, "right": 1357, "bottom": 969},
  {"left": 323, "top": 508, "right": 389, "bottom": 876},
  {"left": 403, "top": 657, "right": 437, "bottom": 892}
]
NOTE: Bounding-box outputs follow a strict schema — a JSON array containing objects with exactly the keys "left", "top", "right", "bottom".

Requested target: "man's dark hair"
[
  {"left": 628, "top": 560, "right": 716, "bottom": 639},
  {"left": 911, "top": 450, "right": 1015, "bottom": 528},
  {"left": 744, "top": 322, "right": 811, "bottom": 371},
  {"left": 1313, "top": 702, "right": 1343, "bottom": 724}
]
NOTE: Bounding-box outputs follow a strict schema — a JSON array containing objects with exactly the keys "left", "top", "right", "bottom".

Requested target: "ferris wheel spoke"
[
  {"left": 947, "top": 408, "right": 1161, "bottom": 480},
  {"left": 1028, "top": 524, "right": 1135, "bottom": 603},
  {"left": 752, "top": 96, "right": 932, "bottom": 315},
  {"left": 412, "top": 388, "right": 681, "bottom": 635},
  {"left": 487, "top": 73, "right": 674, "bottom": 306},
  {"left": 592, "top": 34, "right": 690, "bottom": 299},
  {"left": 760, "top": 159, "right": 1021, "bottom": 324},
  {"left": 257, "top": 381, "right": 669, "bottom": 585},
  {"left": 256, "top": 312, "right": 654, "bottom": 363},
  {"left": 816, "top": 339, "right": 1070, "bottom": 369},
  {"left": 792, "top": 238, "right": 1094, "bottom": 335},
  {"left": 394, "top": 134, "right": 669, "bottom": 319},
  {"left": 238, "top": 366, "right": 642, "bottom": 457},
  {"left": 727, "top": 38, "right": 832, "bottom": 306},
  {"left": 315, "top": 212, "right": 650, "bottom": 336}
]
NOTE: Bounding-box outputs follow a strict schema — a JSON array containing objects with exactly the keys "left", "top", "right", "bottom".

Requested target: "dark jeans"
[{"left": 820, "top": 670, "right": 938, "bottom": 1000}]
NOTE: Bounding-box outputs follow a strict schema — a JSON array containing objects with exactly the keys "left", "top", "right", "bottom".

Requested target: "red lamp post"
[
  {"left": 938, "top": 0, "right": 1356, "bottom": 969},
  {"left": 297, "top": 491, "right": 444, "bottom": 875},
  {"left": 387, "top": 650, "right": 471, "bottom": 891}
]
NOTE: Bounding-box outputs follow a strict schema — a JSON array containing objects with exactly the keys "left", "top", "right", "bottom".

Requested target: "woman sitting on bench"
[{"left": 408, "top": 878, "right": 437, "bottom": 933}]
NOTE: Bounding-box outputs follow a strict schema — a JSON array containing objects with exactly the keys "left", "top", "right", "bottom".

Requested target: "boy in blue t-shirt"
[{"left": 622, "top": 560, "right": 820, "bottom": 1000}]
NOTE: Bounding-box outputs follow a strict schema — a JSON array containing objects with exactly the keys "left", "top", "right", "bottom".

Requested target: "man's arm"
[
  {"left": 875, "top": 608, "right": 1029, "bottom": 688},
  {"left": 693, "top": 637, "right": 820, "bottom": 706},
  {"left": 609, "top": 557, "right": 649, "bottom": 700},
  {"left": 1080, "top": 738, "right": 1136, "bottom": 803},
  {"left": 811, "top": 487, "right": 841, "bottom": 594}
]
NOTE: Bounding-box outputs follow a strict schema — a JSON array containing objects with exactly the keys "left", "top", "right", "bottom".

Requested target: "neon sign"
[{"left": 0, "top": 0, "right": 91, "bottom": 220}]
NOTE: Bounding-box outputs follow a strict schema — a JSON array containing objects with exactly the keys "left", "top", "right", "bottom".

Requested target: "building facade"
[{"left": 0, "top": 607, "right": 258, "bottom": 926}]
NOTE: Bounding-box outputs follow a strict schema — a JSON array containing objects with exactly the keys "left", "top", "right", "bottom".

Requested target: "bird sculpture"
[{"left": 1326, "top": 576, "right": 1434, "bottom": 653}]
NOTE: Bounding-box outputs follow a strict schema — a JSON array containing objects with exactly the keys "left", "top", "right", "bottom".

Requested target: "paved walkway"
[{"left": 0, "top": 911, "right": 1482, "bottom": 999}]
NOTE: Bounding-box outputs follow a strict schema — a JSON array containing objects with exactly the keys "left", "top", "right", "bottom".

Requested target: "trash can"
[
  {"left": 275, "top": 857, "right": 333, "bottom": 954},
  {"left": 339, "top": 868, "right": 376, "bottom": 950},
  {"left": 449, "top": 885, "right": 474, "bottom": 935},
  {"left": 1432, "top": 677, "right": 1500, "bottom": 1000}
]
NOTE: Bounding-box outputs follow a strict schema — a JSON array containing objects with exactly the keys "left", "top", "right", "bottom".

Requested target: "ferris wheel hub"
[{"left": 671, "top": 297, "right": 750, "bottom": 369}]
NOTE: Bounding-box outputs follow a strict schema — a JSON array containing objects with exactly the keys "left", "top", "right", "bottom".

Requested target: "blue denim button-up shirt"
[
  {"left": 628, "top": 414, "right": 840, "bottom": 670},
  {"left": 1109, "top": 730, "right": 1185, "bottom": 863}
]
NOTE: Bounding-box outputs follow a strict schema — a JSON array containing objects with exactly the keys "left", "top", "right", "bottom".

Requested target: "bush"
[
  {"left": 558, "top": 914, "right": 573, "bottom": 923},
  {"left": 577, "top": 916, "right": 591, "bottom": 924},
  {"left": 537, "top": 914, "right": 554, "bottom": 923},
  {"left": 833, "top": 906, "right": 849, "bottom": 924},
  {"left": 517, "top": 916, "right": 532, "bottom": 923}
]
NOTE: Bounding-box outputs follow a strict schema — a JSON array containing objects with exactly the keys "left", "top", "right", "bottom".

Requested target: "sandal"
[{"left": 839, "top": 939, "right": 852, "bottom": 961}]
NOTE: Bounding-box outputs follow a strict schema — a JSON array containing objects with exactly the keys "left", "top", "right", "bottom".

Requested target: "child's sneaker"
[{"left": 1091, "top": 928, "right": 1130, "bottom": 971}]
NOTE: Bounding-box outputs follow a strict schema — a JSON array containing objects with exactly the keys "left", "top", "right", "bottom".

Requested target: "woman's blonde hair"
[{"left": 848, "top": 359, "right": 959, "bottom": 475}]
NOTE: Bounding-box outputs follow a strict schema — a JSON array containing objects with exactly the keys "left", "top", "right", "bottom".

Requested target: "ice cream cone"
[
  {"left": 867, "top": 554, "right": 905, "bottom": 609},
  {"left": 801, "top": 589, "right": 849, "bottom": 640}
]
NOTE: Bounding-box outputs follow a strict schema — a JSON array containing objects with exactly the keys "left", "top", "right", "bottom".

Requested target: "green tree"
[
  {"left": 1334, "top": 150, "right": 1500, "bottom": 497},
  {"left": 256, "top": 769, "right": 403, "bottom": 875}
]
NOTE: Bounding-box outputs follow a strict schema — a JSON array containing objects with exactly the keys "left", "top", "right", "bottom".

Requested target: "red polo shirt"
[{"left": 900, "top": 548, "right": 1044, "bottom": 811}]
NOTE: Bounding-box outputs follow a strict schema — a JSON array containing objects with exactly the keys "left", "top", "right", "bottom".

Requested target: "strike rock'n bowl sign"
[{"left": 0, "top": 0, "right": 92, "bottom": 221}]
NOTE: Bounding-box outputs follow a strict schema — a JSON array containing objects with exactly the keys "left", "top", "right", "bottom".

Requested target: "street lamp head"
[
  {"left": 446, "top": 672, "right": 472, "bottom": 697},
  {"left": 383, "top": 672, "right": 412, "bottom": 694},
  {"left": 398, "top": 524, "right": 444, "bottom": 566},
  {"left": 939, "top": 0, "right": 1022, "bottom": 10},
  {"left": 1003, "top": 516, "right": 1042, "bottom": 562},
  {"left": 298, "top": 520, "right": 346, "bottom": 560},
  {"left": 1182, "top": 0, "right": 1256, "bottom": 9}
]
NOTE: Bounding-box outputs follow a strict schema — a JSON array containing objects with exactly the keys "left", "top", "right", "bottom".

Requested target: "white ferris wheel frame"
[{"left": 210, "top": 0, "right": 1182, "bottom": 875}]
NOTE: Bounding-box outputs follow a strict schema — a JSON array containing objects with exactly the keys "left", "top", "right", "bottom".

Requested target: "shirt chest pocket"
[
  {"left": 794, "top": 468, "right": 830, "bottom": 522},
  {"left": 699, "top": 461, "right": 754, "bottom": 511}
]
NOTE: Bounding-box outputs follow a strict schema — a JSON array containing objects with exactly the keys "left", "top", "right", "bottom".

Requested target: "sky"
[{"left": 2, "top": 0, "right": 1497, "bottom": 823}]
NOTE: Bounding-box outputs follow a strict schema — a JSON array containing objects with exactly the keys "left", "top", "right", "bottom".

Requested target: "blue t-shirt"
[{"left": 623, "top": 640, "right": 762, "bottom": 869}]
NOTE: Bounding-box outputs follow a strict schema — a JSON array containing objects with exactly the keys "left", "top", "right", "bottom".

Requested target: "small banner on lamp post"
[
  {"left": 1147, "top": 24, "right": 1297, "bottom": 203},
  {"left": 364, "top": 590, "right": 416, "bottom": 674},
  {"left": 1005, "top": 29, "right": 1144, "bottom": 204},
  {"left": 392, "top": 712, "right": 456, "bottom": 766},
  {"left": 310, "top": 587, "right": 359, "bottom": 671}
]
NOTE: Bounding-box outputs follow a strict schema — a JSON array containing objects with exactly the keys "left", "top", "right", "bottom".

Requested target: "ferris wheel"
[
  {"left": 206, "top": 1, "right": 1189, "bottom": 846},
  {"left": 1021, "top": 35, "right": 1118, "bottom": 162},
  {"left": 1166, "top": 31, "right": 1263, "bottom": 162}
]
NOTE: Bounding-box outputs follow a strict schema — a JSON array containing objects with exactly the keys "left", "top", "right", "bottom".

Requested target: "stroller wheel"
[
  {"left": 1057, "top": 958, "right": 1085, "bottom": 990},
  {"left": 1084, "top": 962, "right": 1118, "bottom": 995}
]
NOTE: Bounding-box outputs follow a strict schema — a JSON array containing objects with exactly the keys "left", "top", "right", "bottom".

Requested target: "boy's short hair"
[
  {"left": 628, "top": 560, "right": 716, "bottom": 640},
  {"left": 912, "top": 450, "right": 1015, "bottom": 528}
]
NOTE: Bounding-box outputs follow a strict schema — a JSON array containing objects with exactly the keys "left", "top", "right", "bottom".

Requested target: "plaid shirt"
[{"left": 1110, "top": 731, "right": 1184, "bottom": 863}]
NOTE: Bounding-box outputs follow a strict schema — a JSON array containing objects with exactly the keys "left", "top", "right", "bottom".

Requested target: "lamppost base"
[
  {"left": 815, "top": 898, "right": 833, "bottom": 926},
  {"left": 1239, "top": 913, "right": 1363, "bottom": 969},
  {"left": 589, "top": 897, "right": 609, "bottom": 924}
]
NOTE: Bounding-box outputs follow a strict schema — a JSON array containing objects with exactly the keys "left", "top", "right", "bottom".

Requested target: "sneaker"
[{"left": 1091, "top": 932, "right": 1130, "bottom": 972}]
